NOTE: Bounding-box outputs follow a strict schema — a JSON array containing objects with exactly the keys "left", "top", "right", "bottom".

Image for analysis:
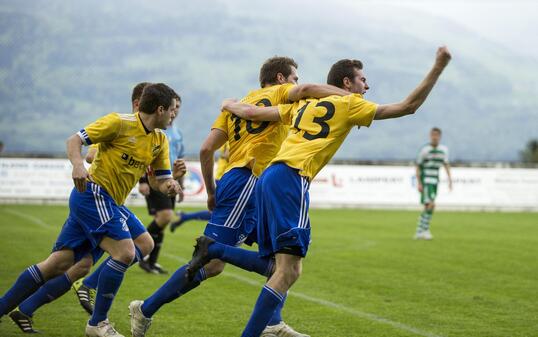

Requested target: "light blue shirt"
[{"left": 164, "top": 124, "right": 184, "bottom": 162}]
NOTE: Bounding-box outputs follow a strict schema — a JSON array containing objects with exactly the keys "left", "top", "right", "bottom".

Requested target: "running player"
[
  {"left": 169, "top": 143, "right": 229, "bottom": 232},
  {"left": 414, "top": 127, "right": 452, "bottom": 240},
  {"left": 6, "top": 83, "right": 161, "bottom": 333},
  {"left": 129, "top": 56, "right": 350, "bottom": 337},
  {"left": 138, "top": 93, "right": 186, "bottom": 274},
  {"left": 0, "top": 83, "right": 182, "bottom": 337},
  {"left": 193, "top": 46, "right": 452, "bottom": 336}
]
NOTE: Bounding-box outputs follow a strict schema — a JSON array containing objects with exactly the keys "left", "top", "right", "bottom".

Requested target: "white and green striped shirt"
[{"left": 416, "top": 144, "right": 449, "bottom": 185}]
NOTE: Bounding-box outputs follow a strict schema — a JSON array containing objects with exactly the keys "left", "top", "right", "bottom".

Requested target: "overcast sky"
[{"left": 346, "top": 0, "right": 538, "bottom": 59}]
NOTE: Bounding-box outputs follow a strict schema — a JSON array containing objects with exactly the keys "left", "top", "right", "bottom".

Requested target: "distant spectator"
[{"left": 0, "top": 141, "right": 4, "bottom": 154}]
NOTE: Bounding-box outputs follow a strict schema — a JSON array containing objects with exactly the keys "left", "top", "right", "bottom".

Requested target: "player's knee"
[
  {"left": 204, "top": 259, "right": 225, "bottom": 277},
  {"left": 113, "top": 245, "right": 136, "bottom": 265},
  {"left": 135, "top": 233, "right": 154, "bottom": 257},
  {"left": 156, "top": 210, "right": 173, "bottom": 226}
]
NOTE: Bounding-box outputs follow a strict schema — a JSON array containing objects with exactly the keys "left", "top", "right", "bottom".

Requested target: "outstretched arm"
[
  {"left": 200, "top": 128, "right": 228, "bottom": 210},
  {"left": 288, "top": 84, "right": 349, "bottom": 102},
  {"left": 221, "top": 99, "right": 281, "bottom": 122},
  {"left": 374, "top": 46, "right": 451, "bottom": 120}
]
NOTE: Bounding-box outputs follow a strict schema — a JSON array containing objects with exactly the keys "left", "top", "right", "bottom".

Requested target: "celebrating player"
[
  {"left": 194, "top": 46, "right": 452, "bottom": 336},
  {"left": 129, "top": 56, "right": 349, "bottom": 337},
  {"left": 0, "top": 83, "right": 182, "bottom": 337},
  {"left": 414, "top": 127, "right": 452, "bottom": 240},
  {"left": 6, "top": 83, "right": 160, "bottom": 333}
]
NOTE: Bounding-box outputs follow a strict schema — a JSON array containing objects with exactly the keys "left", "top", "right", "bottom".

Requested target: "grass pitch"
[{"left": 0, "top": 204, "right": 536, "bottom": 337}]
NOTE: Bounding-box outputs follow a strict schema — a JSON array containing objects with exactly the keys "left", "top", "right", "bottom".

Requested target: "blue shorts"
[
  {"left": 204, "top": 167, "right": 258, "bottom": 246},
  {"left": 257, "top": 163, "right": 311, "bottom": 258},
  {"left": 53, "top": 182, "right": 146, "bottom": 263}
]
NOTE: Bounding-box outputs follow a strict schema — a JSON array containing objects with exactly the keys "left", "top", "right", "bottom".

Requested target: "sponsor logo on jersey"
[{"left": 121, "top": 153, "right": 146, "bottom": 169}]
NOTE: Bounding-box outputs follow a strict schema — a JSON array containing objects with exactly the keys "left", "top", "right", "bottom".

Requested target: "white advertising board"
[{"left": 0, "top": 158, "right": 537, "bottom": 211}]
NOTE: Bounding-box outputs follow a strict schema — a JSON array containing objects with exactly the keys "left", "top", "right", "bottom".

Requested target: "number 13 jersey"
[
  {"left": 273, "top": 94, "right": 378, "bottom": 180},
  {"left": 212, "top": 83, "right": 295, "bottom": 177}
]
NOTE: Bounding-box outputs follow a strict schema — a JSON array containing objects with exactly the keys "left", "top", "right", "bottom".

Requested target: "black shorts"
[{"left": 145, "top": 187, "right": 176, "bottom": 215}]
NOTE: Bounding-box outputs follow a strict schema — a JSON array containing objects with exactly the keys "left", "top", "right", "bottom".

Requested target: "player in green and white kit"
[{"left": 415, "top": 127, "right": 452, "bottom": 240}]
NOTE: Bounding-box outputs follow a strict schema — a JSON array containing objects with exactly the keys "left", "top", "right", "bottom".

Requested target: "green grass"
[{"left": 0, "top": 204, "right": 537, "bottom": 337}]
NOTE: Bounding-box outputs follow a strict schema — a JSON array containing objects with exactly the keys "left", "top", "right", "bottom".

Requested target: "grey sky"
[{"left": 345, "top": 0, "right": 538, "bottom": 59}]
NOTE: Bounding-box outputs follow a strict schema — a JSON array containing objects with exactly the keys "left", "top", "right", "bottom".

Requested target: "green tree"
[{"left": 520, "top": 139, "right": 538, "bottom": 163}]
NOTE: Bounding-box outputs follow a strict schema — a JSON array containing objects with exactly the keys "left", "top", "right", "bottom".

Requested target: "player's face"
[
  {"left": 349, "top": 68, "right": 369, "bottom": 95},
  {"left": 158, "top": 98, "right": 176, "bottom": 129},
  {"left": 169, "top": 100, "right": 181, "bottom": 126},
  {"left": 430, "top": 130, "right": 441, "bottom": 146},
  {"left": 284, "top": 66, "right": 299, "bottom": 84}
]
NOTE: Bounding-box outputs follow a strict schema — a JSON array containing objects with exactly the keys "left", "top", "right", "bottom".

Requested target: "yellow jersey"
[
  {"left": 214, "top": 143, "right": 229, "bottom": 181},
  {"left": 274, "top": 94, "right": 377, "bottom": 180},
  {"left": 212, "top": 83, "right": 294, "bottom": 177},
  {"left": 77, "top": 112, "right": 171, "bottom": 205}
]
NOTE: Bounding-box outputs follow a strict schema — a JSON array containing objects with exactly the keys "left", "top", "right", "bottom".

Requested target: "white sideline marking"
[
  {"left": 161, "top": 253, "right": 444, "bottom": 337},
  {"left": 2, "top": 208, "right": 443, "bottom": 337},
  {"left": 1, "top": 208, "right": 54, "bottom": 229}
]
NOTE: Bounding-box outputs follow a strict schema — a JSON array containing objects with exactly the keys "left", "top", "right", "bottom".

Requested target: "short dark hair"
[
  {"left": 131, "top": 82, "right": 151, "bottom": 103},
  {"left": 327, "top": 59, "right": 363, "bottom": 88},
  {"left": 431, "top": 127, "right": 442, "bottom": 134},
  {"left": 138, "top": 83, "right": 176, "bottom": 114},
  {"left": 173, "top": 91, "right": 181, "bottom": 103},
  {"left": 259, "top": 56, "right": 298, "bottom": 88}
]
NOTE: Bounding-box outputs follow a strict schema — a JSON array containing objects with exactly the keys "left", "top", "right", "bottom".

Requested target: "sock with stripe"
[
  {"left": 19, "top": 273, "right": 72, "bottom": 317},
  {"left": 89, "top": 259, "right": 128, "bottom": 326},
  {"left": 0, "top": 265, "right": 44, "bottom": 316},
  {"left": 208, "top": 242, "right": 273, "bottom": 277},
  {"left": 83, "top": 245, "right": 143, "bottom": 289},
  {"left": 423, "top": 208, "right": 433, "bottom": 230},
  {"left": 267, "top": 293, "right": 287, "bottom": 326},
  {"left": 241, "top": 285, "right": 285, "bottom": 337},
  {"left": 141, "top": 265, "right": 206, "bottom": 318},
  {"left": 182, "top": 210, "right": 211, "bottom": 222}
]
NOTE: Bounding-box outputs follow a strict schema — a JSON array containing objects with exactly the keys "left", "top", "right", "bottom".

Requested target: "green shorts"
[{"left": 421, "top": 183, "right": 438, "bottom": 204}]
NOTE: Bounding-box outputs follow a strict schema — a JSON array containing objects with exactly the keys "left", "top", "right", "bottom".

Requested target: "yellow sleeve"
[
  {"left": 77, "top": 113, "right": 121, "bottom": 146},
  {"left": 347, "top": 95, "right": 378, "bottom": 127},
  {"left": 277, "top": 83, "right": 296, "bottom": 103},
  {"left": 211, "top": 111, "right": 228, "bottom": 134},
  {"left": 278, "top": 104, "right": 295, "bottom": 126},
  {"left": 151, "top": 132, "right": 172, "bottom": 180}
]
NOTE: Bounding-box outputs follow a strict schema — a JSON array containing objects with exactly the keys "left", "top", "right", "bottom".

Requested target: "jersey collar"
[{"left": 136, "top": 112, "right": 152, "bottom": 135}]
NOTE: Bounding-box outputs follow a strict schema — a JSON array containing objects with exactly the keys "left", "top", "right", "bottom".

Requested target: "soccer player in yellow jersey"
[
  {"left": 129, "top": 56, "right": 348, "bottom": 337},
  {"left": 6, "top": 83, "right": 163, "bottom": 334},
  {"left": 0, "top": 83, "right": 182, "bottom": 337},
  {"left": 214, "top": 46, "right": 452, "bottom": 336}
]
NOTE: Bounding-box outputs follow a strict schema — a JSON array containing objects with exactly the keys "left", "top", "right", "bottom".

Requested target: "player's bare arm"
[
  {"left": 375, "top": 46, "right": 452, "bottom": 120},
  {"left": 147, "top": 174, "right": 182, "bottom": 198},
  {"left": 200, "top": 128, "right": 228, "bottom": 210},
  {"left": 287, "top": 83, "right": 349, "bottom": 101},
  {"left": 416, "top": 165, "right": 423, "bottom": 192},
  {"left": 66, "top": 134, "right": 89, "bottom": 192},
  {"left": 444, "top": 163, "right": 453, "bottom": 191},
  {"left": 222, "top": 100, "right": 280, "bottom": 122},
  {"left": 85, "top": 146, "right": 97, "bottom": 164},
  {"left": 172, "top": 159, "right": 187, "bottom": 180}
]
